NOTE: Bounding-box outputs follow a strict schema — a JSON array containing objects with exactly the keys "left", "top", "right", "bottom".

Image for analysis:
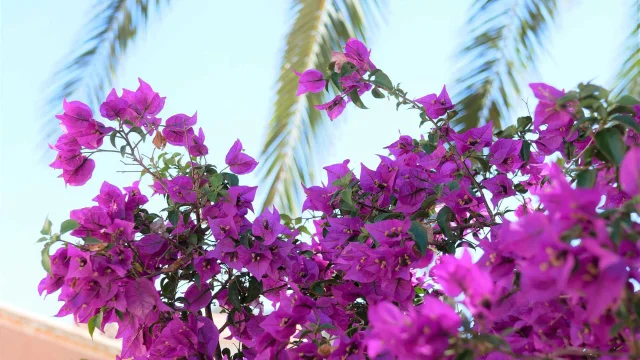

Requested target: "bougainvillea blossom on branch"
[{"left": 38, "top": 38, "right": 640, "bottom": 360}]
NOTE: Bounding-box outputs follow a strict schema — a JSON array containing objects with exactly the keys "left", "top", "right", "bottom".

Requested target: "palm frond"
[
  {"left": 612, "top": 0, "right": 640, "bottom": 98},
  {"left": 452, "top": 0, "right": 559, "bottom": 131},
  {"left": 257, "top": 0, "right": 383, "bottom": 214},
  {"left": 42, "top": 0, "right": 167, "bottom": 144}
]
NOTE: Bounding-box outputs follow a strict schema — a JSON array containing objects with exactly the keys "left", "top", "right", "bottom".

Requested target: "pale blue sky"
[{"left": 0, "top": 0, "right": 630, "bottom": 321}]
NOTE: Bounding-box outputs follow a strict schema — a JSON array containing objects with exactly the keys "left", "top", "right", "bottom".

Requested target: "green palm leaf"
[
  {"left": 613, "top": 0, "right": 640, "bottom": 98},
  {"left": 42, "top": 0, "right": 167, "bottom": 143},
  {"left": 452, "top": 0, "right": 559, "bottom": 131},
  {"left": 257, "top": 0, "right": 383, "bottom": 214}
]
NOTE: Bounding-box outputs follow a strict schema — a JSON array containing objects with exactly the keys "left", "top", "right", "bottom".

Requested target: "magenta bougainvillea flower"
[
  {"left": 40, "top": 40, "right": 640, "bottom": 360},
  {"left": 452, "top": 122, "right": 493, "bottom": 153},
  {"left": 294, "top": 69, "right": 326, "bottom": 96},
  {"left": 489, "top": 139, "right": 524, "bottom": 173},
  {"left": 122, "top": 78, "right": 166, "bottom": 119},
  {"left": 432, "top": 248, "right": 494, "bottom": 314},
  {"left": 530, "top": 82, "right": 576, "bottom": 129},
  {"left": 315, "top": 95, "right": 347, "bottom": 120},
  {"left": 344, "top": 38, "right": 376, "bottom": 71},
  {"left": 415, "top": 85, "right": 455, "bottom": 119},
  {"left": 166, "top": 175, "right": 197, "bottom": 203},
  {"left": 252, "top": 206, "right": 291, "bottom": 245},
  {"left": 224, "top": 139, "right": 258, "bottom": 175},
  {"left": 366, "top": 297, "right": 460, "bottom": 359},
  {"left": 60, "top": 157, "right": 95, "bottom": 186},
  {"left": 99, "top": 88, "right": 135, "bottom": 120},
  {"left": 163, "top": 112, "right": 198, "bottom": 146},
  {"left": 330, "top": 38, "right": 377, "bottom": 73},
  {"left": 186, "top": 127, "right": 209, "bottom": 157},
  {"left": 482, "top": 174, "right": 516, "bottom": 206},
  {"left": 620, "top": 146, "right": 640, "bottom": 197},
  {"left": 56, "top": 99, "right": 94, "bottom": 133}
]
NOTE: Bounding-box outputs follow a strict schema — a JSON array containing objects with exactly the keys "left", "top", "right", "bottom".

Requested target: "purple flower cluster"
[
  {"left": 50, "top": 100, "right": 114, "bottom": 185},
  {"left": 38, "top": 38, "right": 640, "bottom": 360}
]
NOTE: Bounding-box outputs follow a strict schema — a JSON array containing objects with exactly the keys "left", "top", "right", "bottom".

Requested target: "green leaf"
[
  {"left": 120, "top": 145, "right": 128, "bottom": 158},
  {"left": 455, "top": 349, "right": 475, "bottom": 360},
  {"left": 84, "top": 237, "right": 101, "bottom": 245},
  {"left": 227, "top": 280, "right": 242, "bottom": 310},
  {"left": 60, "top": 219, "right": 79, "bottom": 235},
  {"left": 420, "top": 132, "right": 439, "bottom": 154},
  {"left": 371, "top": 87, "right": 385, "bottom": 99},
  {"left": 330, "top": 72, "right": 341, "bottom": 89},
  {"left": 421, "top": 195, "right": 439, "bottom": 210},
  {"left": 339, "top": 61, "right": 356, "bottom": 77},
  {"left": 609, "top": 114, "right": 640, "bottom": 134},
  {"left": 339, "top": 188, "right": 358, "bottom": 213},
  {"left": 222, "top": 172, "right": 240, "bottom": 187},
  {"left": 182, "top": 211, "right": 191, "bottom": 226},
  {"left": 473, "top": 156, "right": 491, "bottom": 173},
  {"left": 557, "top": 91, "right": 579, "bottom": 104},
  {"left": 595, "top": 128, "right": 627, "bottom": 165},
  {"left": 245, "top": 276, "right": 263, "bottom": 304},
  {"left": 279, "top": 213, "right": 292, "bottom": 223},
  {"left": 609, "top": 321, "right": 624, "bottom": 337},
  {"left": 318, "top": 323, "right": 335, "bottom": 330},
  {"left": 579, "top": 83, "right": 609, "bottom": 99},
  {"left": 348, "top": 90, "right": 368, "bottom": 109},
  {"left": 331, "top": 171, "right": 354, "bottom": 188},
  {"left": 495, "top": 125, "right": 517, "bottom": 139},
  {"left": 41, "top": 243, "right": 52, "bottom": 274},
  {"left": 371, "top": 70, "right": 393, "bottom": 90},
  {"left": 129, "top": 126, "right": 146, "bottom": 141},
  {"left": 167, "top": 210, "right": 179, "bottom": 227},
  {"left": 408, "top": 221, "right": 430, "bottom": 256},
  {"left": 297, "top": 225, "right": 312, "bottom": 236},
  {"left": 109, "top": 131, "right": 118, "bottom": 148},
  {"left": 445, "top": 180, "right": 459, "bottom": 191},
  {"left": 41, "top": 217, "right": 53, "bottom": 236},
  {"left": 87, "top": 311, "right": 104, "bottom": 339},
  {"left": 421, "top": 142, "right": 437, "bottom": 154},
  {"left": 516, "top": 116, "right": 532, "bottom": 131},
  {"left": 433, "top": 184, "right": 444, "bottom": 197},
  {"left": 36, "top": 236, "right": 49, "bottom": 243},
  {"left": 513, "top": 183, "right": 528, "bottom": 194},
  {"left": 576, "top": 169, "right": 597, "bottom": 188},
  {"left": 616, "top": 95, "right": 640, "bottom": 106},
  {"left": 209, "top": 173, "right": 224, "bottom": 188},
  {"left": 436, "top": 206, "right": 454, "bottom": 239},
  {"left": 373, "top": 212, "right": 405, "bottom": 222},
  {"left": 520, "top": 140, "right": 531, "bottom": 162}
]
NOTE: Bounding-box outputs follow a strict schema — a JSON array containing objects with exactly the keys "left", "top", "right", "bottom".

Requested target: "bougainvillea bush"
[{"left": 38, "top": 39, "right": 640, "bottom": 360}]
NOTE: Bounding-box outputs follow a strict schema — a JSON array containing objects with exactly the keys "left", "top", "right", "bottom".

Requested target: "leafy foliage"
[
  {"left": 452, "top": 0, "right": 559, "bottom": 131},
  {"left": 257, "top": 0, "right": 383, "bottom": 214}
]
